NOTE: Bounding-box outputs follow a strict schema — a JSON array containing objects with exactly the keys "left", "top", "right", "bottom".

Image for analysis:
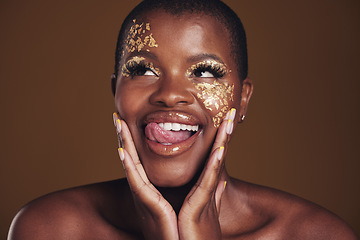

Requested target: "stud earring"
[{"left": 240, "top": 115, "right": 245, "bottom": 123}]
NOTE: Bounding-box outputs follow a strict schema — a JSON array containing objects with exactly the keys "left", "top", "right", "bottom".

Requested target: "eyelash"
[
  {"left": 122, "top": 61, "right": 158, "bottom": 77},
  {"left": 190, "top": 62, "right": 227, "bottom": 79},
  {"left": 122, "top": 59, "right": 227, "bottom": 79}
]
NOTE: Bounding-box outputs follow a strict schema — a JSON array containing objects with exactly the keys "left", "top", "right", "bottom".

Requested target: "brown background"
[{"left": 1, "top": 0, "right": 359, "bottom": 238}]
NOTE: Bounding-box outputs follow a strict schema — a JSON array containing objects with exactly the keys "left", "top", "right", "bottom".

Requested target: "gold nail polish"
[
  {"left": 218, "top": 146, "right": 224, "bottom": 160},
  {"left": 230, "top": 108, "right": 236, "bottom": 121},
  {"left": 113, "top": 112, "right": 118, "bottom": 126},
  {"left": 118, "top": 148, "right": 125, "bottom": 161}
]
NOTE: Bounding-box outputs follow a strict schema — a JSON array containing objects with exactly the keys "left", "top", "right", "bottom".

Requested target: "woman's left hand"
[{"left": 177, "top": 108, "right": 236, "bottom": 240}]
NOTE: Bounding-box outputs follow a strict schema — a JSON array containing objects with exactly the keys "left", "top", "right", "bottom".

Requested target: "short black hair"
[{"left": 113, "top": 0, "right": 247, "bottom": 93}]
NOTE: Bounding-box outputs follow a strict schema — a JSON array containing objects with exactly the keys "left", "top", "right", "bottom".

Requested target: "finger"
[
  {"left": 113, "top": 112, "right": 123, "bottom": 148},
  {"left": 119, "top": 148, "right": 155, "bottom": 199},
  {"left": 192, "top": 108, "right": 235, "bottom": 191},
  {"left": 113, "top": 113, "right": 139, "bottom": 163},
  {"left": 215, "top": 180, "right": 227, "bottom": 214},
  {"left": 185, "top": 147, "right": 223, "bottom": 211},
  {"left": 113, "top": 113, "right": 149, "bottom": 182},
  {"left": 184, "top": 109, "right": 235, "bottom": 211},
  {"left": 120, "top": 148, "right": 174, "bottom": 216},
  {"left": 212, "top": 108, "right": 236, "bottom": 152},
  {"left": 120, "top": 121, "right": 150, "bottom": 183}
]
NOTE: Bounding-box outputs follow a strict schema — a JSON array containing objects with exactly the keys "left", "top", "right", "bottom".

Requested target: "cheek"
[
  {"left": 114, "top": 83, "right": 148, "bottom": 122},
  {"left": 194, "top": 80, "right": 235, "bottom": 128}
]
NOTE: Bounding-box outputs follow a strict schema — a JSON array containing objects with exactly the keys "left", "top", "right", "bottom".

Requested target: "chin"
[{"left": 146, "top": 164, "right": 200, "bottom": 188}]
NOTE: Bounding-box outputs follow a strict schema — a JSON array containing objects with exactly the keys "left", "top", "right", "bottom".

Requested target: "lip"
[
  {"left": 144, "top": 111, "right": 202, "bottom": 125},
  {"left": 142, "top": 111, "right": 203, "bottom": 157}
]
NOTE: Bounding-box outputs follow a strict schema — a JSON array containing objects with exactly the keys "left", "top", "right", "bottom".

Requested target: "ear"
[
  {"left": 238, "top": 78, "right": 253, "bottom": 123},
  {"left": 111, "top": 73, "right": 117, "bottom": 96}
]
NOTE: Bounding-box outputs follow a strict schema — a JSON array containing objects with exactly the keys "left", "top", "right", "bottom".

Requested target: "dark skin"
[{"left": 8, "top": 11, "right": 358, "bottom": 240}]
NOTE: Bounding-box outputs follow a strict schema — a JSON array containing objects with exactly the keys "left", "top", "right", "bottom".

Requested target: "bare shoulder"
[
  {"left": 228, "top": 179, "right": 358, "bottom": 240},
  {"left": 8, "top": 179, "right": 138, "bottom": 240}
]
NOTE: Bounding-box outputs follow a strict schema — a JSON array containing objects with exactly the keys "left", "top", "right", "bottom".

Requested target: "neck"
[
  {"left": 155, "top": 169, "right": 229, "bottom": 215},
  {"left": 155, "top": 177, "right": 197, "bottom": 215}
]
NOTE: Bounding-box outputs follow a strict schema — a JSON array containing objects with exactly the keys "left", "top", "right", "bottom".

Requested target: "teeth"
[
  {"left": 163, "top": 122, "right": 172, "bottom": 131},
  {"left": 157, "top": 122, "right": 199, "bottom": 131},
  {"left": 172, "top": 123, "right": 181, "bottom": 131}
]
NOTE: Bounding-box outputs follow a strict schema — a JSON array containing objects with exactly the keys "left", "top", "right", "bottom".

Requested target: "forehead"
[{"left": 126, "top": 11, "right": 233, "bottom": 65}]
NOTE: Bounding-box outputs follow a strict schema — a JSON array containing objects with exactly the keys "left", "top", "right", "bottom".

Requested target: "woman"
[{"left": 8, "top": 0, "right": 357, "bottom": 239}]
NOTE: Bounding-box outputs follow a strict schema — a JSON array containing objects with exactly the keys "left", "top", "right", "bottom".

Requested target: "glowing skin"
[
  {"left": 187, "top": 60, "right": 234, "bottom": 127},
  {"left": 121, "top": 56, "right": 160, "bottom": 78},
  {"left": 123, "top": 19, "right": 159, "bottom": 55}
]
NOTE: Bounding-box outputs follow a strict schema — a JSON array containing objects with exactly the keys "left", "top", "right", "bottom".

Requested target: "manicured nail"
[
  {"left": 113, "top": 112, "right": 118, "bottom": 126},
  {"left": 118, "top": 148, "right": 125, "bottom": 161},
  {"left": 230, "top": 108, "right": 236, "bottom": 121},
  {"left": 218, "top": 146, "right": 224, "bottom": 161},
  {"left": 224, "top": 181, "right": 227, "bottom": 189},
  {"left": 116, "top": 119, "right": 122, "bottom": 133},
  {"left": 225, "top": 110, "right": 230, "bottom": 120},
  {"left": 226, "top": 119, "right": 233, "bottom": 135}
]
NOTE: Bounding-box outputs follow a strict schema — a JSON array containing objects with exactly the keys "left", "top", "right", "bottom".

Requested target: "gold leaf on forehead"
[
  {"left": 144, "top": 35, "right": 150, "bottom": 45},
  {"left": 148, "top": 34, "right": 158, "bottom": 47},
  {"left": 123, "top": 19, "right": 159, "bottom": 55},
  {"left": 129, "top": 38, "right": 135, "bottom": 46}
]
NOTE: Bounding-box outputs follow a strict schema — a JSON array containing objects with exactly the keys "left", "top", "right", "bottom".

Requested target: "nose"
[{"left": 149, "top": 74, "right": 194, "bottom": 107}]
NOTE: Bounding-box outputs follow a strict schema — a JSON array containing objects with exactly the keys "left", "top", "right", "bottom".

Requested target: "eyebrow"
[
  {"left": 187, "top": 53, "right": 225, "bottom": 64},
  {"left": 125, "top": 51, "right": 158, "bottom": 62}
]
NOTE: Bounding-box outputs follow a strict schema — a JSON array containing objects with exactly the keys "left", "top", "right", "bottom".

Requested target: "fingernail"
[
  {"left": 218, "top": 146, "right": 224, "bottom": 161},
  {"left": 118, "top": 148, "right": 125, "bottom": 161},
  {"left": 230, "top": 108, "right": 236, "bottom": 121},
  {"left": 226, "top": 119, "right": 233, "bottom": 135},
  {"left": 113, "top": 112, "right": 118, "bottom": 126},
  {"left": 224, "top": 181, "right": 227, "bottom": 189},
  {"left": 225, "top": 110, "right": 230, "bottom": 120},
  {"left": 116, "top": 119, "right": 122, "bottom": 133}
]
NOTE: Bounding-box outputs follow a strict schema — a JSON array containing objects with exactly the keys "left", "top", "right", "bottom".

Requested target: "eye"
[
  {"left": 193, "top": 70, "right": 216, "bottom": 78},
  {"left": 122, "top": 59, "right": 160, "bottom": 78},
  {"left": 132, "top": 67, "right": 156, "bottom": 76},
  {"left": 188, "top": 61, "right": 228, "bottom": 80}
]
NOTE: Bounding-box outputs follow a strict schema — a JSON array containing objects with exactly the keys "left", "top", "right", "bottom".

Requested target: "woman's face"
[{"left": 114, "top": 11, "right": 250, "bottom": 187}]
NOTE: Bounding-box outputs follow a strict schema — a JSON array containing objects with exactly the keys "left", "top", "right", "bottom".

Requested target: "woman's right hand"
[{"left": 113, "top": 113, "right": 179, "bottom": 240}]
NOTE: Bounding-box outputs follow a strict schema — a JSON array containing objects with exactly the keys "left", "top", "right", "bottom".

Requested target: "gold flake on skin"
[
  {"left": 194, "top": 80, "right": 234, "bottom": 128},
  {"left": 123, "top": 19, "right": 159, "bottom": 55},
  {"left": 121, "top": 56, "right": 160, "bottom": 78},
  {"left": 187, "top": 60, "right": 234, "bottom": 127}
]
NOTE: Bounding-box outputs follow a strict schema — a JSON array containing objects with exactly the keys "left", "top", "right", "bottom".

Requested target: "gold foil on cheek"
[
  {"left": 194, "top": 80, "right": 234, "bottom": 128},
  {"left": 123, "top": 19, "right": 159, "bottom": 55},
  {"left": 121, "top": 56, "right": 159, "bottom": 78}
]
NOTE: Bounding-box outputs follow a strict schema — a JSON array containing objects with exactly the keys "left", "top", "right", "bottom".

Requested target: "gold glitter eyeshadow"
[
  {"left": 121, "top": 56, "right": 160, "bottom": 78},
  {"left": 123, "top": 19, "right": 159, "bottom": 55},
  {"left": 194, "top": 80, "right": 234, "bottom": 128}
]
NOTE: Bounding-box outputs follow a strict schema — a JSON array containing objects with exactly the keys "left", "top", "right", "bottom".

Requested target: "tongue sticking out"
[{"left": 145, "top": 122, "right": 193, "bottom": 144}]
